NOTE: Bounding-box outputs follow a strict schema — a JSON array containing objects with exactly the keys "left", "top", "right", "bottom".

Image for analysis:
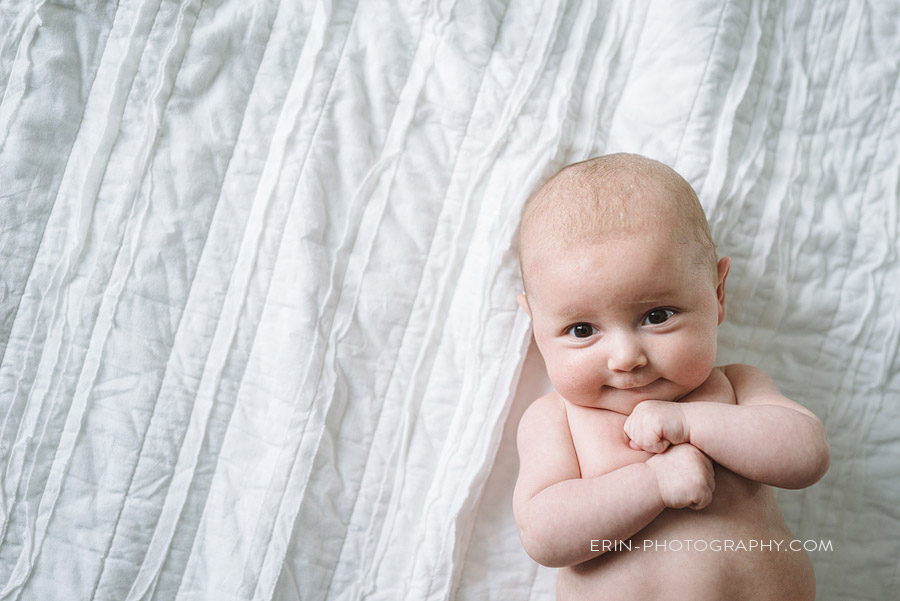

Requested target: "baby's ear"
[
  {"left": 716, "top": 257, "right": 731, "bottom": 325},
  {"left": 517, "top": 293, "right": 532, "bottom": 319}
]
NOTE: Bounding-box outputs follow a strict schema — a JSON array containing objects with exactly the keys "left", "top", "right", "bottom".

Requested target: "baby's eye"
[
  {"left": 566, "top": 323, "right": 597, "bottom": 339},
  {"left": 642, "top": 308, "right": 675, "bottom": 325}
]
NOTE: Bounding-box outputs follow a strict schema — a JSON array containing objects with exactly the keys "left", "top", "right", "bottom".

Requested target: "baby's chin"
[{"left": 567, "top": 381, "right": 689, "bottom": 414}]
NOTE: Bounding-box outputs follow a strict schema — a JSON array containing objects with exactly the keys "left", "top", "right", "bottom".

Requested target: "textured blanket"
[{"left": 1, "top": 1, "right": 898, "bottom": 599}]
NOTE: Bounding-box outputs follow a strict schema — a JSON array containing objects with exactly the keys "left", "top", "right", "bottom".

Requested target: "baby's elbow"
[
  {"left": 517, "top": 523, "right": 562, "bottom": 567},
  {"left": 805, "top": 419, "right": 830, "bottom": 485},
  {"left": 519, "top": 536, "right": 574, "bottom": 568},
  {"left": 515, "top": 511, "right": 578, "bottom": 568},
  {"left": 787, "top": 422, "right": 830, "bottom": 489},
  {"left": 810, "top": 430, "right": 830, "bottom": 484}
]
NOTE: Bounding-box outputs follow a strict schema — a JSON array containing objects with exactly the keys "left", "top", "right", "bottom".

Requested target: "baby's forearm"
[
  {"left": 515, "top": 462, "right": 664, "bottom": 567},
  {"left": 683, "top": 402, "right": 829, "bottom": 488}
]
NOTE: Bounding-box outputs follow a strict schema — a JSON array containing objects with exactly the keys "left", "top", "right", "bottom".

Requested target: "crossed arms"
[{"left": 512, "top": 364, "right": 830, "bottom": 568}]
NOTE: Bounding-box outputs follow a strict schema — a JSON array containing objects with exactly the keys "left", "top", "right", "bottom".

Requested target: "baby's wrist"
[
  {"left": 679, "top": 405, "right": 691, "bottom": 444},
  {"left": 660, "top": 401, "right": 690, "bottom": 445},
  {"left": 642, "top": 457, "right": 668, "bottom": 509}
]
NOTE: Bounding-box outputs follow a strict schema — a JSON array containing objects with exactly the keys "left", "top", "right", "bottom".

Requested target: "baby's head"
[
  {"left": 519, "top": 153, "right": 717, "bottom": 293},
  {"left": 518, "top": 153, "right": 730, "bottom": 413}
]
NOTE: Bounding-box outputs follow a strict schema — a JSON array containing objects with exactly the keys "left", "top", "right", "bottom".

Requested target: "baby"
[{"left": 513, "top": 153, "right": 830, "bottom": 600}]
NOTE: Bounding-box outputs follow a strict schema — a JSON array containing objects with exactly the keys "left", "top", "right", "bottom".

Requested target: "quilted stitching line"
[
  {"left": 312, "top": 9, "right": 437, "bottom": 601},
  {"left": 90, "top": 3, "right": 285, "bottom": 601},
  {"left": 81, "top": 4, "right": 213, "bottom": 600},
  {"left": 170, "top": 1, "right": 367, "bottom": 596},
  {"left": 673, "top": 0, "right": 729, "bottom": 164},
  {"left": 416, "top": 8, "right": 525, "bottom": 597},
  {"left": 0, "top": 1, "right": 170, "bottom": 596},
  {"left": 603, "top": 0, "right": 651, "bottom": 138}
]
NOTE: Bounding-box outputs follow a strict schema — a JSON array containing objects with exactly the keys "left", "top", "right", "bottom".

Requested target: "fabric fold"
[{"left": 0, "top": 1, "right": 898, "bottom": 600}]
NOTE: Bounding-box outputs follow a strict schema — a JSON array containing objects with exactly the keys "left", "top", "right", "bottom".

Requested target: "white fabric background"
[{"left": 0, "top": 1, "right": 898, "bottom": 600}]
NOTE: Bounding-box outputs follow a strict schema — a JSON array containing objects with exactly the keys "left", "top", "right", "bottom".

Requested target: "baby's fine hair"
[{"left": 518, "top": 153, "right": 717, "bottom": 290}]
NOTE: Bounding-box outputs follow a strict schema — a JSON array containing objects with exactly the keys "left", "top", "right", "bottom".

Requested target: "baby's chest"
[{"left": 566, "top": 407, "right": 653, "bottom": 479}]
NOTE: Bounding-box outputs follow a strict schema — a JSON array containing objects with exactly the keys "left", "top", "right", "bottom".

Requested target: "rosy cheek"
[
  {"left": 679, "top": 335, "right": 717, "bottom": 383},
  {"left": 544, "top": 360, "right": 567, "bottom": 393},
  {"left": 548, "top": 354, "right": 596, "bottom": 402}
]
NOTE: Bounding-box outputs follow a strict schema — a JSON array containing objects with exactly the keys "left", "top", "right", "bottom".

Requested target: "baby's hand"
[
  {"left": 623, "top": 400, "right": 688, "bottom": 453},
  {"left": 646, "top": 444, "right": 715, "bottom": 510}
]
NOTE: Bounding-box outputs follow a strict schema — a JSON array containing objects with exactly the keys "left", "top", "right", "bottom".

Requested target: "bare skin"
[
  {"left": 515, "top": 367, "right": 820, "bottom": 600},
  {"left": 514, "top": 155, "right": 829, "bottom": 599}
]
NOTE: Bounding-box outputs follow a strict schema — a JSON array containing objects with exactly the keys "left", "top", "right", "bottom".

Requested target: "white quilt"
[{"left": 1, "top": 1, "right": 898, "bottom": 600}]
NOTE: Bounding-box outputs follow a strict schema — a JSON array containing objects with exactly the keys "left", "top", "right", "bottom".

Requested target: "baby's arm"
[
  {"left": 513, "top": 395, "right": 714, "bottom": 568},
  {"left": 625, "top": 365, "right": 829, "bottom": 488}
]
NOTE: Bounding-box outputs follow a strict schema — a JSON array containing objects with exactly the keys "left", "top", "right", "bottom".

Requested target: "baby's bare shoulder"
[
  {"left": 517, "top": 392, "right": 568, "bottom": 439},
  {"left": 719, "top": 363, "right": 822, "bottom": 421},
  {"left": 680, "top": 366, "right": 736, "bottom": 404},
  {"left": 514, "top": 393, "right": 582, "bottom": 498},
  {"left": 720, "top": 362, "right": 775, "bottom": 381},
  {"left": 686, "top": 364, "right": 783, "bottom": 405},
  {"left": 719, "top": 363, "right": 784, "bottom": 401}
]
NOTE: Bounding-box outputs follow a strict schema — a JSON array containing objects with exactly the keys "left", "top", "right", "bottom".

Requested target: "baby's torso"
[{"left": 558, "top": 369, "right": 815, "bottom": 601}]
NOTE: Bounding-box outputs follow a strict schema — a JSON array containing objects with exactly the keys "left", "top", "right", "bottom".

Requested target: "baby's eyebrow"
[
  {"left": 555, "top": 307, "right": 587, "bottom": 321},
  {"left": 625, "top": 285, "right": 681, "bottom": 306},
  {"left": 554, "top": 294, "right": 677, "bottom": 320},
  {"left": 629, "top": 297, "right": 670, "bottom": 306}
]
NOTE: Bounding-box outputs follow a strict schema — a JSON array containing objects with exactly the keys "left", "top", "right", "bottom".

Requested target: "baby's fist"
[
  {"left": 623, "top": 400, "right": 688, "bottom": 453},
  {"left": 646, "top": 444, "right": 715, "bottom": 510}
]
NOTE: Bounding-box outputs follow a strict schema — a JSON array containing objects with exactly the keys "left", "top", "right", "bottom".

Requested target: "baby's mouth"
[
  {"left": 610, "top": 379, "right": 668, "bottom": 399},
  {"left": 614, "top": 378, "right": 657, "bottom": 391}
]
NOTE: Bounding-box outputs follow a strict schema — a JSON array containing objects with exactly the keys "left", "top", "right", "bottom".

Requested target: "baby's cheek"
[
  {"left": 548, "top": 356, "right": 598, "bottom": 404},
  {"left": 544, "top": 361, "right": 568, "bottom": 395},
  {"left": 678, "top": 334, "right": 717, "bottom": 384}
]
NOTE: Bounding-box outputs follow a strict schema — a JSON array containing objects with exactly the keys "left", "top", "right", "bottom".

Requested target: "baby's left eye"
[{"left": 642, "top": 308, "right": 675, "bottom": 325}]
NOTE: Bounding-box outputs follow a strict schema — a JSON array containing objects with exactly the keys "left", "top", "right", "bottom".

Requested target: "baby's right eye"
[{"left": 566, "top": 323, "right": 596, "bottom": 339}]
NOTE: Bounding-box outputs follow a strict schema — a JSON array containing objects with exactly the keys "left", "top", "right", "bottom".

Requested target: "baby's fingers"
[
  {"left": 688, "top": 481, "right": 715, "bottom": 510},
  {"left": 688, "top": 490, "right": 713, "bottom": 510},
  {"left": 624, "top": 406, "right": 669, "bottom": 453},
  {"left": 688, "top": 458, "right": 716, "bottom": 510},
  {"left": 623, "top": 418, "right": 669, "bottom": 453},
  {"left": 637, "top": 437, "right": 670, "bottom": 454},
  {"left": 626, "top": 436, "right": 669, "bottom": 453}
]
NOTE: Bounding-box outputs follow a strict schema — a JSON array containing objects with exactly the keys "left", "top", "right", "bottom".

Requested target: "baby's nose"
[{"left": 606, "top": 332, "right": 648, "bottom": 372}]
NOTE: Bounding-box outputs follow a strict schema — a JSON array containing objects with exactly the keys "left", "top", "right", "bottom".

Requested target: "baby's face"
[{"left": 521, "top": 232, "right": 728, "bottom": 414}]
